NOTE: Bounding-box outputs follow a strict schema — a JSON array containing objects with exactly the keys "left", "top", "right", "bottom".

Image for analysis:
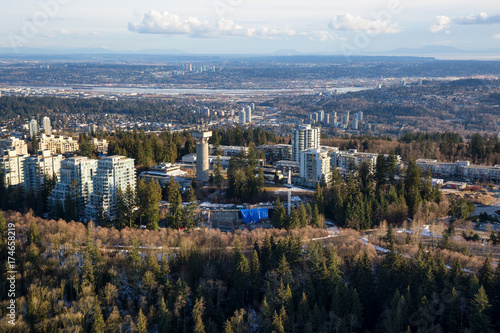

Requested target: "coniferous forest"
[{"left": 0, "top": 211, "right": 499, "bottom": 333}]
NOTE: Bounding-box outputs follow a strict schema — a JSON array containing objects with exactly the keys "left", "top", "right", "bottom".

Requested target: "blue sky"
[{"left": 2, "top": 0, "right": 500, "bottom": 54}]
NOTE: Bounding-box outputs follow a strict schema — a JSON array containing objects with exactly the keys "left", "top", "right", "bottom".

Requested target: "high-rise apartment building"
[
  {"left": 341, "top": 111, "right": 350, "bottom": 127},
  {"left": 332, "top": 112, "right": 338, "bottom": 127},
  {"left": 86, "top": 156, "right": 136, "bottom": 221},
  {"left": 292, "top": 124, "right": 320, "bottom": 162},
  {"left": 244, "top": 105, "right": 252, "bottom": 123},
  {"left": 43, "top": 116, "right": 52, "bottom": 135},
  {"left": 29, "top": 119, "right": 38, "bottom": 138},
  {"left": 352, "top": 118, "right": 359, "bottom": 130},
  {"left": 49, "top": 156, "right": 97, "bottom": 217},
  {"left": 0, "top": 150, "right": 29, "bottom": 187},
  {"left": 299, "top": 148, "right": 331, "bottom": 184},
  {"left": 24, "top": 150, "right": 63, "bottom": 193},
  {"left": 238, "top": 109, "right": 246, "bottom": 125}
]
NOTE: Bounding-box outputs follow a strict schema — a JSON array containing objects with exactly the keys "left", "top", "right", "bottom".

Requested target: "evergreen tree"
[
  {"left": 271, "top": 310, "right": 285, "bottom": 333},
  {"left": 272, "top": 198, "right": 287, "bottom": 229},
  {"left": 311, "top": 204, "right": 320, "bottom": 228},
  {"left": 182, "top": 185, "right": 199, "bottom": 229},
  {"left": 469, "top": 286, "right": 491, "bottom": 332},
  {"left": 193, "top": 297, "right": 206, "bottom": 333},
  {"left": 478, "top": 256, "right": 495, "bottom": 294},
  {"left": 158, "top": 297, "right": 172, "bottom": 332},
  {"left": 287, "top": 208, "right": 300, "bottom": 230},
  {"left": 330, "top": 164, "right": 342, "bottom": 186},
  {"left": 167, "top": 178, "right": 184, "bottom": 229},
  {"left": 187, "top": 185, "right": 197, "bottom": 203},
  {"left": 375, "top": 153, "right": 388, "bottom": 186},
  {"left": 212, "top": 156, "right": 224, "bottom": 188},
  {"left": 251, "top": 249, "right": 261, "bottom": 302},
  {"left": 314, "top": 183, "right": 325, "bottom": 214},
  {"left": 136, "top": 308, "right": 148, "bottom": 333},
  {"left": 116, "top": 185, "right": 136, "bottom": 229},
  {"left": 82, "top": 250, "right": 95, "bottom": 286},
  {"left": 27, "top": 219, "right": 41, "bottom": 247},
  {"left": 298, "top": 204, "right": 308, "bottom": 228},
  {"left": 91, "top": 303, "right": 106, "bottom": 333},
  {"left": 232, "top": 241, "right": 250, "bottom": 308},
  {"left": 351, "top": 252, "right": 375, "bottom": 325},
  {"left": 137, "top": 179, "right": 161, "bottom": 230},
  {"left": 0, "top": 212, "right": 6, "bottom": 238},
  {"left": 404, "top": 160, "right": 422, "bottom": 217},
  {"left": 470, "top": 133, "right": 485, "bottom": 162}
]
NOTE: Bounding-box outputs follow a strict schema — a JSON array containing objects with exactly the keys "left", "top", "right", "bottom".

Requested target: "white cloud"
[
  {"left": 454, "top": 12, "right": 500, "bottom": 25},
  {"left": 58, "top": 28, "right": 71, "bottom": 35},
  {"left": 328, "top": 13, "right": 401, "bottom": 34},
  {"left": 430, "top": 12, "right": 500, "bottom": 33},
  {"left": 429, "top": 15, "right": 452, "bottom": 33},
  {"left": 493, "top": 34, "right": 500, "bottom": 39},
  {"left": 128, "top": 11, "right": 296, "bottom": 39},
  {"left": 307, "top": 30, "right": 337, "bottom": 42}
]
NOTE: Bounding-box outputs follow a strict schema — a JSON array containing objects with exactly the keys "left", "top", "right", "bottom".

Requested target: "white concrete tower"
[{"left": 192, "top": 129, "right": 212, "bottom": 182}]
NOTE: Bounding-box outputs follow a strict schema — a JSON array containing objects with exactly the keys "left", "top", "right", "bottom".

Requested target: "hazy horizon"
[{"left": 2, "top": 0, "right": 500, "bottom": 56}]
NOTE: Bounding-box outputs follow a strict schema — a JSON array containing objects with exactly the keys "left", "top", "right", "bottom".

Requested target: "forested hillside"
[{"left": 0, "top": 211, "right": 498, "bottom": 332}]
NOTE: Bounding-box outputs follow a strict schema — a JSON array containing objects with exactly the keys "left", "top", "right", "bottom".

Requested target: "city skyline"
[{"left": 2, "top": 0, "right": 500, "bottom": 56}]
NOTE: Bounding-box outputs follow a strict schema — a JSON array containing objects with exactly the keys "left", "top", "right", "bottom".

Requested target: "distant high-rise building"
[
  {"left": 245, "top": 105, "right": 252, "bottom": 123},
  {"left": 88, "top": 124, "right": 97, "bottom": 134},
  {"left": 29, "top": 119, "right": 38, "bottom": 138},
  {"left": 49, "top": 156, "right": 98, "bottom": 217},
  {"left": 292, "top": 124, "right": 320, "bottom": 162},
  {"left": 250, "top": 103, "right": 255, "bottom": 111},
  {"left": 86, "top": 156, "right": 136, "bottom": 221},
  {"left": 352, "top": 118, "right": 359, "bottom": 130},
  {"left": 356, "top": 111, "right": 363, "bottom": 122},
  {"left": 43, "top": 116, "right": 51, "bottom": 135},
  {"left": 308, "top": 113, "right": 318, "bottom": 123},
  {"left": 341, "top": 111, "right": 350, "bottom": 127},
  {"left": 239, "top": 109, "right": 246, "bottom": 125},
  {"left": 324, "top": 113, "right": 330, "bottom": 125},
  {"left": 332, "top": 112, "right": 338, "bottom": 127},
  {"left": 202, "top": 106, "right": 210, "bottom": 117},
  {"left": 318, "top": 110, "right": 324, "bottom": 122}
]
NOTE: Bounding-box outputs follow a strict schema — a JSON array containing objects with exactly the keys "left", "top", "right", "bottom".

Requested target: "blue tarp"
[{"left": 241, "top": 208, "right": 269, "bottom": 224}]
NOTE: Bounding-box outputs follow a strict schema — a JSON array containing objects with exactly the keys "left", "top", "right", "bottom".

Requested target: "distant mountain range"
[
  {"left": 0, "top": 45, "right": 499, "bottom": 58},
  {"left": 0, "top": 46, "right": 188, "bottom": 55},
  {"left": 384, "top": 45, "right": 500, "bottom": 55}
]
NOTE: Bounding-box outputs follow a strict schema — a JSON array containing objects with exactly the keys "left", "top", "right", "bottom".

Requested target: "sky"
[{"left": 2, "top": 0, "right": 500, "bottom": 54}]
